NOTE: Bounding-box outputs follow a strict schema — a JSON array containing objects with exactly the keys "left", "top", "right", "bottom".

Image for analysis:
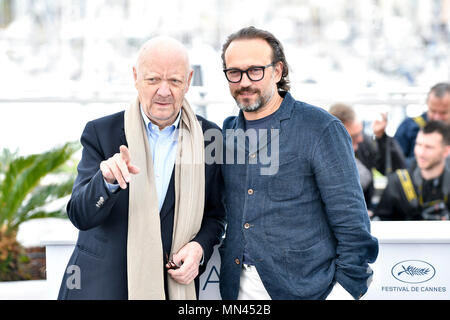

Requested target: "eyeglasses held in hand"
[{"left": 223, "top": 63, "right": 275, "bottom": 83}]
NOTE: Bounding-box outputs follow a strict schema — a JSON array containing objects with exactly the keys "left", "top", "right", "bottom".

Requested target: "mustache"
[
  {"left": 152, "top": 96, "right": 174, "bottom": 104},
  {"left": 235, "top": 87, "right": 260, "bottom": 95}
]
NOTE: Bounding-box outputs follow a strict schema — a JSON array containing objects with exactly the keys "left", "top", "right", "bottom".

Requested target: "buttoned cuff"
[{"left": 103, "top": 178, "right": 120, "bottom": 194}]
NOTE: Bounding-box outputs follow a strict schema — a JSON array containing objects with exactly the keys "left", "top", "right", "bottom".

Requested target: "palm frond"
[
  {"left": 0, "top": 148, "right": 19, "bottom": 174},
  {"left": 5, "top": 142, "right": 78, "bottom": 222},
  {"left": 11, "top": 177, "right": 75, "bottom": 229},
  {"left": 0, "top": 155, "right": 38, "bottom": 225},
  {"left": 0, "top": 141, "right": 80, "bottom": 230}
]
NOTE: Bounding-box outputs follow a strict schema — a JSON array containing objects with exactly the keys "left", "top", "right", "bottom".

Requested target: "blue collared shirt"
[
  {"left": 140, "top": 106, "right": 181, "bottom": 211},
  {"left": 105, "top": 107, "right": 204, "bottom": 264},
  {"left": 105, "top": 106, "right": 181, "bottom": 212}
]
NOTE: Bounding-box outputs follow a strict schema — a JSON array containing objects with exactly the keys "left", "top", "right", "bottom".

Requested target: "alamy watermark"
[
  {"left": 178, "top": 126, "right": 280, "bottom": 176},
  {"left": 66, "top": 264, "right": 81, "bottom": 290}
]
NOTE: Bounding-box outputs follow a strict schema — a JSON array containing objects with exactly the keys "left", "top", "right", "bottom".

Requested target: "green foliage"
[{"left": 0, "top": 142, "right": 80, "bottom": 280}]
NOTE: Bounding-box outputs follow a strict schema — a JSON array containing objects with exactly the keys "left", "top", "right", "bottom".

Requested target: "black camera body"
[{"left": 421, "top": 202, "right": 450, "bottom": 220}]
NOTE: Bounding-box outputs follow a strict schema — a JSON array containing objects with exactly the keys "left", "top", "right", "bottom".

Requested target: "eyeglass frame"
[{"left": 223, "top": 62, "right": 275, "bottom": 83}]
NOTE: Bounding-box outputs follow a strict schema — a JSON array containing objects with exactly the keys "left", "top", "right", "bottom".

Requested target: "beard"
[
  {"left": 237, "top": 97, "right": 263, "bottom": 112},
  {"left": 417, "top": 156, "right": 443, "bottom": 171},
  {"left": 234, "top": 86, "right": 275, "bottom": 113}
]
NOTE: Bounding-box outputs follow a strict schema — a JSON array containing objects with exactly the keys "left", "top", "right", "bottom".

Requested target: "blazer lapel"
[
  {"left": 120, "top": 123, "right": 127, "bottom": 146},
  {"left": 159, "top": 167, "right": 175, "bottom": 221}
]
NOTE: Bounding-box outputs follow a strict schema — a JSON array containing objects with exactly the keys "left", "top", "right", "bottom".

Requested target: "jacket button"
[
  {"left": 96, "top": 196, "right": 105, "bottom": 208},
  {"left": 247, "top": 189, "right": 254, "bottom": 195},
  {"left": 235, "top": 258, "right": 240, "bottom": 265},
  {"left": 244, "top": 223, "right": 250, "bottom": 229},
  {"left": 249, "top": 153, "right": 256, "bottom": 159}
]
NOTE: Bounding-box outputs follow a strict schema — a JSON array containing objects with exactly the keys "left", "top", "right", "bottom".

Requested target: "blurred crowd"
[{"left": 329, "top": 82, "right": 450, "bottom": 221}]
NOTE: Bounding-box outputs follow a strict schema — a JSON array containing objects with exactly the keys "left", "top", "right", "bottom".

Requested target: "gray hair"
[{"left": 427, "top": 82, "right": 450, "bottom": 100}]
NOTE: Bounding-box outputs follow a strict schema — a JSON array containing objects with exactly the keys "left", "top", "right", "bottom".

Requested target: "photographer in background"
[
  {"left": 374, "top": 121, "right": 450, "bottom": 221},
  {"left": 329, "top": 103, "right": 406, "bottom": 213},
  {"left": 394, "top": 82, "right": 450, "bottom": 168}
]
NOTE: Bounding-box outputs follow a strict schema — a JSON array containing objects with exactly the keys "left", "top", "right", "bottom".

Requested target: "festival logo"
[{"left": 391, "top": 260, "right": 436, "bottom": 284}]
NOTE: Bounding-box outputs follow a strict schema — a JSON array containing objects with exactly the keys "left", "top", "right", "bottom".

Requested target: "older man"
[
  {"left": 58, "top": 37, "right": 225, "bottom": 300},
  {"left": 219, "top": 26, "right": 378, "bottom": 300}
]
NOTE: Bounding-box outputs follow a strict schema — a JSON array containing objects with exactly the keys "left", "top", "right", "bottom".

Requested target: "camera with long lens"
[{"left": 421, "top": 201, "right": 450, "bottom": 220}]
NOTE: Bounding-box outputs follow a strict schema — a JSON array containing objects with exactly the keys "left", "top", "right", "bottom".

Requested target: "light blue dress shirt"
[
  {"left": 105, "top": 107, "right": 204, "bottom": 263},
  {"left": 105, "top": 106, "right": 181, "bottom": 212},
  {"left": 140, "top": 106, "right": 181, "bottom": 211}
]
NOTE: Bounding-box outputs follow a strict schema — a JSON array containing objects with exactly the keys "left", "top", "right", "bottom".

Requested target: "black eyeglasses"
[{"left": 223, "top": 63, "right": 275, "bottom": 83}]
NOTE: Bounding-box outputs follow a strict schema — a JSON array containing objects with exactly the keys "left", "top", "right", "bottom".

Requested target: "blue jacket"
[
  {"left": 394, "top": 112, "right": 428, "bottom": 167},
  {"left": 219, "top": 92, "right": 378, "bottom": 300}
]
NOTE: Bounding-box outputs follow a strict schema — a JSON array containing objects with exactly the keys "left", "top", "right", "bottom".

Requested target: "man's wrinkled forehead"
[{"left": 135, "top": 37, "right": 190, "bottom": 72}]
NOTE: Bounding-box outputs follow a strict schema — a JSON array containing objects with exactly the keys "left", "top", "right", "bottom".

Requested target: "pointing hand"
[{"left": 100, "top": 145, "right": 140, "bottom": 189}]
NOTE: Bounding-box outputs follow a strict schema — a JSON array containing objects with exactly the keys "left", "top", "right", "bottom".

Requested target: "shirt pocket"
[{"left": 268, "top": 155, "right": 310, "bottom": 202}]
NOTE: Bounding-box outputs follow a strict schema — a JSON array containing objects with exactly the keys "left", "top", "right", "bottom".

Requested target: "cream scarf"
[{"left": 124, "top": 97, "right": 205, "bottom": 300}]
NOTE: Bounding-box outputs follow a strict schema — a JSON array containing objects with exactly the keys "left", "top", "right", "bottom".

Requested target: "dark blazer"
[{"left": 58, "top": 110, "right": 225, "bottom": 300}]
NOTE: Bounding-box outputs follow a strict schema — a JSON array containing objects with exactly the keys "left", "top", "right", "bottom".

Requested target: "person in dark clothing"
[
  {"left": 329, "top": 103, "right": 406, "bottom": 213},
  {"left": 394, "top": 82, "right": 450, "bottom": 167},
  {"left": 375, "top": 121, "right": 450, "bottom": 221},
  {"left": 58, "top": 37, "right": 225, "bottom": 300}
]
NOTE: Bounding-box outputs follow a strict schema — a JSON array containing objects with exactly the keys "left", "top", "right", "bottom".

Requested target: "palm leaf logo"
[
  {"left": 397, "top": 265, "right": 430, "bottom": 277},
  {"left": 392, "top": 260, "right": 435, "bottom": 283}
]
